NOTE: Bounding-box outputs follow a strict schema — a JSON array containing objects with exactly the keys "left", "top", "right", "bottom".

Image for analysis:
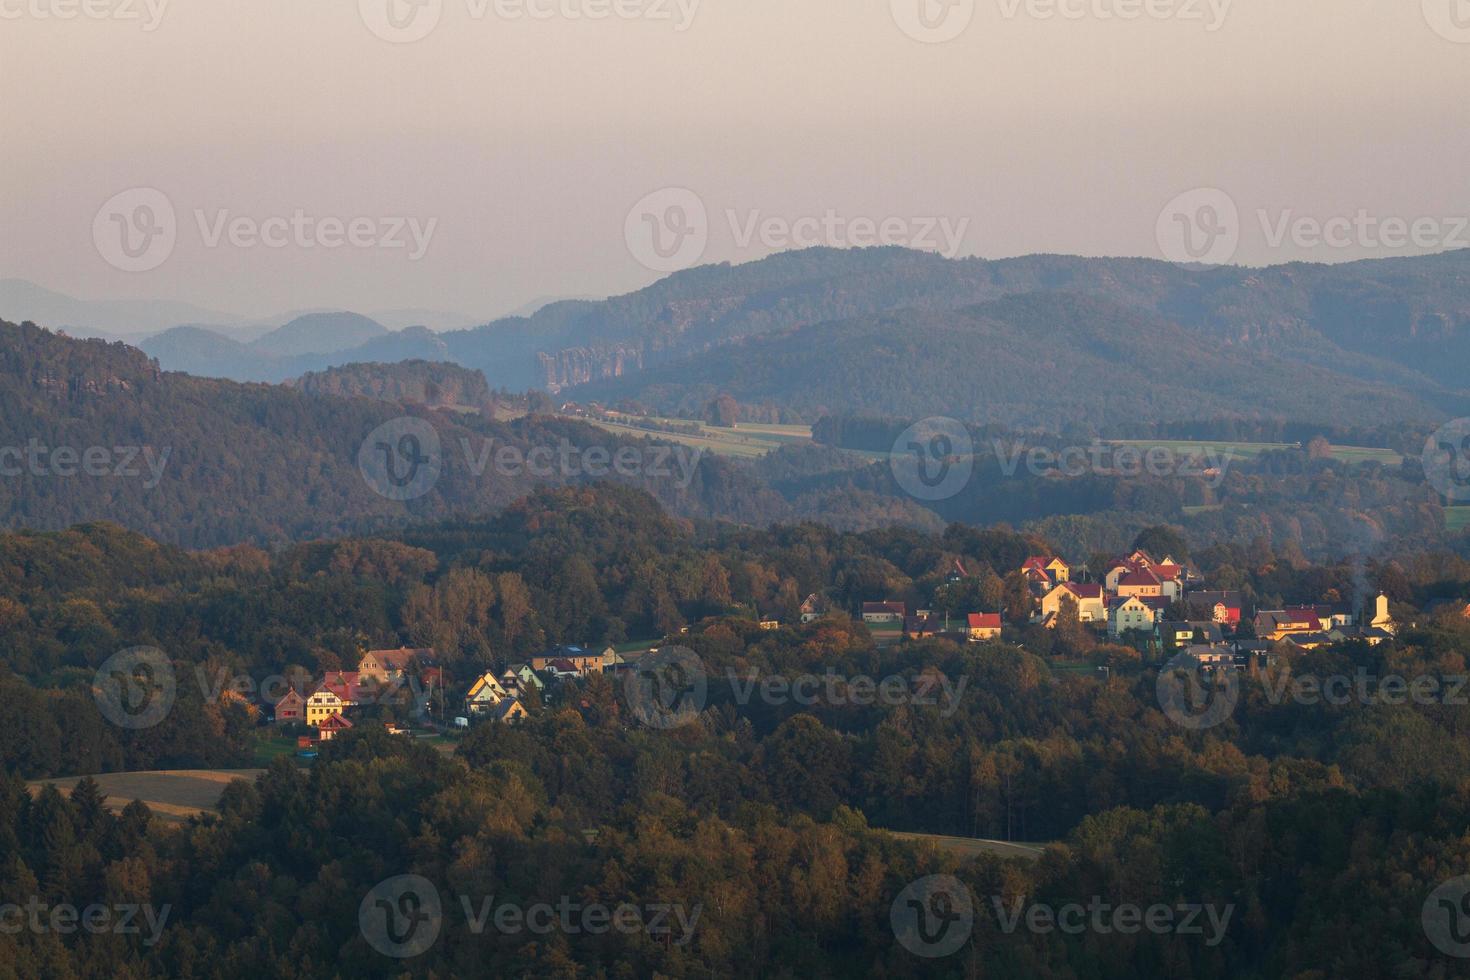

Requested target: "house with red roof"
[
  {"left": 1116, "top": 567, "right": 1164, "bottom": 599},
  {"left": 316, "top": 712, "right": 354, "bottom": 741},
  {"left": 966, "top": 612, "right": 1003, "bottom": 642},
  {"left": 1021, "top": 557, "right": 1071, "bottom": 590}
]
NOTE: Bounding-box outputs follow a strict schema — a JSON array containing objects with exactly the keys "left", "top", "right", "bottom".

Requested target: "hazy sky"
[{"left": 2, "top": 0, "right": 1468, "bottom": 321}]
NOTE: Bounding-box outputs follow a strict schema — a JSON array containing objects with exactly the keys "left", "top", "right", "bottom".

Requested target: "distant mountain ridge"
[
  {"left": 14, "top": 248, "right": 1470, "bottom": 424},
  {"left": 141, "top": 313, "right": 451, "bottom": 383},
  {"left": 574, "top": 292, "right": 1463, "bottom": 428},
  {"left": 425, "top": 248, "right": 1470, "bottom": 406}
]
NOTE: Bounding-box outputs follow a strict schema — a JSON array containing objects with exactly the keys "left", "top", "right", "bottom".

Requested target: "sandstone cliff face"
[{"left": 537, "top": 345, "right": 645, "bottom": 392}]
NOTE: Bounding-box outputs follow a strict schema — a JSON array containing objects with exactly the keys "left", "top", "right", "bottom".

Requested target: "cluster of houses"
[
  {"left": 460, "top": 645, "right": 649, "bottom": 725},
  {"left": 1021, "top": 549, "right": 1197, "bottom": 638},
  {"left": 860, "top": 601, "right": 1002, "bottom": 644},
  {"left": 855, "top": 547, "right": 1398, "bottom": 672},
  {"left": 270, "top": 644, "right": 649, "bottom": 739},
  {"left": 271, "top": 647, "right": 441, "bottom": 741}
]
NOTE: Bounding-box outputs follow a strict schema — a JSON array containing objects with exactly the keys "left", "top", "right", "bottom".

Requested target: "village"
[
  {"left": 260, "top": 548, "right": 1402, "bottom": 750},
  {"left": 860, "top": 547, "right": 1397, "bottom": 669}
]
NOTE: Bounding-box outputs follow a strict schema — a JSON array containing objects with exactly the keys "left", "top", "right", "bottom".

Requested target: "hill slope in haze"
[
  {"left": 0, "top": 319, "right": 823, "bottom": 547},
  {"left": 141, "top": 312, "right": 446, "bottom": 383},
  {"left": 575, "top": 292, "right": 1465, "bottom": 428},
  {"left": 437, "top": 247, "right": 1470, "bottom": 398}
]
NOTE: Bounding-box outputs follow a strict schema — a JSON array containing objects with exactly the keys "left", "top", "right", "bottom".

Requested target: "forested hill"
[
  {"left": 0, "top": 319, "right": 824, "bottom": 547},
  {"left": 443, "top": 246, "right": 1470, "bottom": 410},
  {"left": 574, "top": 292, "right": 1464, "bottom": 427},
  {"left": 285, "top": 359, "right": 495, "bottom": 412}
]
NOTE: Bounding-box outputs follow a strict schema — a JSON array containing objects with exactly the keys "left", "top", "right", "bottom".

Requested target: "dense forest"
[{"left": 5, "top": 486, "right": 1470, "bottom": 974}]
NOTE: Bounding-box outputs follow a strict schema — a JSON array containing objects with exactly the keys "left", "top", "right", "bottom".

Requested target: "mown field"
[
  {"left": 1110, "top": 439, "right": 1402, "bottom": 466},
  {"left": 1447, "top": 506, "right": 1470, "bottom": 532},
  {"left": 885, "top": 830, "right": 1045, "bottom": 862},
  {"left": 28, "top": 770, "right": 265, "bottom": 823},
  {"left": 575, "top": 413, "right": 815, "bottom": 458}
]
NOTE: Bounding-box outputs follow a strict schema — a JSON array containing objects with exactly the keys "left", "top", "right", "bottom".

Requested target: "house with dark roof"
[
  {"left": 861, "top": 601, "right": 906, "bottom": 624},
  {"left": 1185, "top": 591, "right": 1243, "bottom": 625}
]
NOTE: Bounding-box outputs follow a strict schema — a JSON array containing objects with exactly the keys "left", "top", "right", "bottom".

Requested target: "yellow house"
[
  {"left": 465, "top": 672, "right": 508, "bottom": 715},
  {"left": 1108, "top": 596, "right": 1156, "bottom": 637},
  {"left": 1115, "top": 567, "right": 1165, "bottom": 599},
  {"left": 306, "top": 688, "right": 345, "bottom": 726},
  {"left": 1040, "top": 583, "right": 1106, "bottom": 624}
]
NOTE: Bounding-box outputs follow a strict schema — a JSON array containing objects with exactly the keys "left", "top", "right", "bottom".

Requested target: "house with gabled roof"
[
  {"left": 465, "top": 671, "right": 509, "bottom": 715},
  {"left": 502, "top": 664, "right": 544, "bottom": 691},
  {"left": 316, "top": 712, "right": 354, "bottom": 741},
  {"left": 799, "top": 594, "right": 830, "bottom": 623},
  {"left": 862, "top": 601, "right": 906, "bottom": 624},
  {"left": 531, "top": 646, "right": 604, "bottom": 674},
  {"left": 1039, "top": 582, "right": 1106, "bottom": 625},
  {"left": 1186, "top": 590, "right": 1243, "bottom": 625},
  {"left": 966, "top": 612, "right": 1003, "bottom": 642},
  {"left": 490, "top": 699, "right": 529, "bottom": 724},
  {"left": 359, "top": 647, "right": 435, "bottom": 683},
  {"left": 273, "top": 688, "right": 307, "bottom": 724},
  {"left": 1109, "top": 595, "right": 1158, "bottom": 637},
  {"left": 1116, "top": 567, "right": 1164, "bottom": 599},
  {"left": 305, "top": 687, "right": 346, "bottom": 727}
]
